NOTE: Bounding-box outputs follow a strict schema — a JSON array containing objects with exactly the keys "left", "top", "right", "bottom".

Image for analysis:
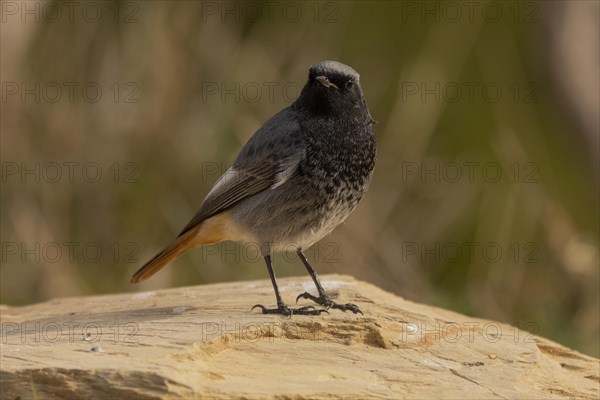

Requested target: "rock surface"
[{"left": 1, "top": 274, "right": 598, "bottom": 399}]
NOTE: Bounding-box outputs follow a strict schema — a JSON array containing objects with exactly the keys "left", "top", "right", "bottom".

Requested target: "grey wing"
[{"left": 178, "top": 108, "right": 305, "bottom": 236}]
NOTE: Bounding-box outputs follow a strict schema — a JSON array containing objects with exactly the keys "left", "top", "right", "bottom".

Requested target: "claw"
[
  {"left": 250, "top": 303, "right": 328, "bottom": 316},
  {"left": 295, "top": 293, "right": 363, "bottom": 314},
  {"left": 296, "top": 292, "right": 316, "bottom": 304},
  {"left": 251, "top": 304, "right": 268, "bottom": 313}
]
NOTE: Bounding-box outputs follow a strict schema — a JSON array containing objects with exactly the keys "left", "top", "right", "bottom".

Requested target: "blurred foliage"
[{"left": 1, "top": 1, "right": 598, "bottom": 357}]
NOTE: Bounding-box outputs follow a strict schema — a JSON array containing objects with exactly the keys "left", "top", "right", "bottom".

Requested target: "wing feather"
[{"left": 178, "top": 108, "right": 304, "bottom": 237}]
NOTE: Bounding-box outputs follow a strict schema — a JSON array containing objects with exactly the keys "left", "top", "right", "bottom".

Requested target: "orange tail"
[
  {"left": 130, "top": 212, "right": 245, "bottom": 284},
  {"left": 130, "top": 227, "right": 199, "bottom": 284}
]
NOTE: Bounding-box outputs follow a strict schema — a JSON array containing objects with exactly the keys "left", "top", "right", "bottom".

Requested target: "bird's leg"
[
  {"left": 252, "top": 255, "right": 328, "bottom": 316},
  {"left": 295, "top": 250, "right": 363, "bottom": 314}
]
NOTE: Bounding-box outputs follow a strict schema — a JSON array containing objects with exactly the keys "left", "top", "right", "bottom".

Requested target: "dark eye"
[{"left": 345, "top": 80, "right": 354, "bottom": 90}]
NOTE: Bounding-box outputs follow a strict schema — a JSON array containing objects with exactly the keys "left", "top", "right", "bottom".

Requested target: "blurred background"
[{"left": 1, "top": 1, "right": 598, "bottom": 357}]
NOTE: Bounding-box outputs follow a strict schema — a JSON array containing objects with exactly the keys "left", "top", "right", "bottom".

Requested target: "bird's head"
[{"left": 295, "top": 60, "right": 372, "bottom": 124}]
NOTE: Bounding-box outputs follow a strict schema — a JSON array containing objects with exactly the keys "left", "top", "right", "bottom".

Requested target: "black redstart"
[{"left": 131, "top": 61, "right": 377, "bottom": 315}]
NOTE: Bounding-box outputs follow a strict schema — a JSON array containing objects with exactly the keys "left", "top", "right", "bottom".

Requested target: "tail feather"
[{"left": 130, "top": 227, "right": 198, "bottom": 284}]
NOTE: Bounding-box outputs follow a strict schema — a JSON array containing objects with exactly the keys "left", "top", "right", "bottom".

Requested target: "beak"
[{"left": 315, "top": 76, "right": 338, "bottom": 89}]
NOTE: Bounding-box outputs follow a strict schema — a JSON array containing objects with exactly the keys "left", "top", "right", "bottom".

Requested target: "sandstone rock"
[{"left": 1, "top": 275, "right": 598, "bottom": 399}]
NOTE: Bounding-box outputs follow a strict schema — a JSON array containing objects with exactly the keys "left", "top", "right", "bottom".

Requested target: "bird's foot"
[
  {"left": 251, "top": 302, "right": 329, "bottom": 316},
  {"left": 295, "top": 292, "right": 363, "bottom": 314}
]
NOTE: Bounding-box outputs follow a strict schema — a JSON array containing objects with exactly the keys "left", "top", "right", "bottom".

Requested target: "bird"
[{"left": 130, "top": 60, "right": 377, "bottom": 316}]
